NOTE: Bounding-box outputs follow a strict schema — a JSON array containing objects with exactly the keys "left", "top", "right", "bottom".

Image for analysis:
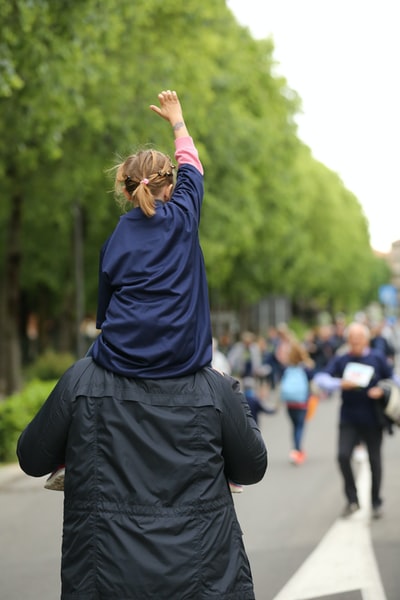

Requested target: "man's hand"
[
  {"left": 341, "top": 379, "right": 359, "bottom": 390},
  {"left": 367, "top": 386, "right": 385, "bottom": 399}
]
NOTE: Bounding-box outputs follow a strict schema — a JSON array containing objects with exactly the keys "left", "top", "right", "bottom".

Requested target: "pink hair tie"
[{"left": 140, "top": 178, "right": 149, "bottom": 185}]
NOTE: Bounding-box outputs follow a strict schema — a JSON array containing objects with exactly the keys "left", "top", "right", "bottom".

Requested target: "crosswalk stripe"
[{"left": 271, "top": 453, "right": 386, "bottom": 600}]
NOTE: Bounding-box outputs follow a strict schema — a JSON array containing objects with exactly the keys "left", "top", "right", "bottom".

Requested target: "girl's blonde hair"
[
  {"left": 114, "top": 149, "right": 175, "bottom": 217},
  {"left": 288, "top": 340, "right": 314, "bottom": 368}
]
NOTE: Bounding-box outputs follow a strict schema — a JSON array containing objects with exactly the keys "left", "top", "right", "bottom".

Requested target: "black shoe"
[
  {"left": 372, "top": 505, "right": 383, "bottom": 519},
  {"left": 341, "top": 502, "right": 360, "bottom": 518}
]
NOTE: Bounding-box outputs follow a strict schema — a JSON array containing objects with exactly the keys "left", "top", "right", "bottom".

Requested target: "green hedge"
[
  {"left": 24, "top": 350, "right": 75, "bottom": 381},
  {"left": 0, "top": 379, "right": 57, "bottom": 463}
]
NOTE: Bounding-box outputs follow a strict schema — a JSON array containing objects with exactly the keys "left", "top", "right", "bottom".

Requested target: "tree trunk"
[{"left": 0, "top": 188, "right": 23, "bottom": 395}]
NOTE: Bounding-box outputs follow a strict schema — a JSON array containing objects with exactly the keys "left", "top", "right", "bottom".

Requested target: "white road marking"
[{"left": 272, "top": 453, "right": 387, "bottom": 600}]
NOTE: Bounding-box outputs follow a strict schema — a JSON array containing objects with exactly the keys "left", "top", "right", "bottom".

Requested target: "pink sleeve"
[{"left": 174, "top": 136, "right": 204, "bottom": 175}]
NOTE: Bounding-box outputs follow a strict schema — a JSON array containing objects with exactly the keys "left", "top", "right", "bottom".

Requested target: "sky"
[{"left": 227, "top": 0, "right": 400, "bottom": 253}]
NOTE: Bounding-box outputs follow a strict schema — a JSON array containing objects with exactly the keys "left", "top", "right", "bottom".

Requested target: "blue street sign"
[{"left": 378, "top": 284, "right": 398, "bottom": 307}]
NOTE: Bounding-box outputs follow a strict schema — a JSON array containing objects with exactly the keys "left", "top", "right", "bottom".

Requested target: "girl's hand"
[{"left": 150, "top": 90, "right": 183, "bottom": 125}]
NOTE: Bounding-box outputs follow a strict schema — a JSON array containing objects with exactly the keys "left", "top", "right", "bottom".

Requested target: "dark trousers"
[
  {"left": 337, "top": 423, "right": 383, "bottom": 507},
  {"left": 287, "top": 407, "right": 307, "bottom": 451},
  {"left": 245, "top": 388, "right": 274, "bottom": 425}
]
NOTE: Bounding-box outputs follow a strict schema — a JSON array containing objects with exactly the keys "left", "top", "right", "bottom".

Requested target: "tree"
[
  {"left": 0, "top": 0, "right": 125, "bottom": 393},
  {"left": 0, "top": 0, "right": 388, "bottom": 394}
]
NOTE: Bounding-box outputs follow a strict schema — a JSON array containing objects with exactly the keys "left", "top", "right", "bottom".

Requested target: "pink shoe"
[
  {"left": 289, "top": 450, "right": 306, "bottom": 465},
  {"left": 296, "top": 451, "right": 306, "bottom": 465}
]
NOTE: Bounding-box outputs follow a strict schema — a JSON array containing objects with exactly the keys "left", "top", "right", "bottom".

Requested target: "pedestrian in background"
[
  {"left": 313, "top": 321, "right": 396, "bottom": 519},
  {"left": 266, "top": 323, "right": 294, "bottom": 387},
  {"left": 370, "top": 320, "right": 395, "bottom": 365},
  {"left": 280, "top": 340, "right": 315, "bottom": 465},
  {"left": 228, "top": 331, "right": 275, "bottom": 424},
  {"left": 212, "top": 337, "right": 231, "bottom": 374},
  {"left": 307, "top": 324, "right": 336, "bottom": 372}
]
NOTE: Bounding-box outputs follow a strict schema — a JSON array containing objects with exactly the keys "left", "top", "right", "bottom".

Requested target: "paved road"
[
  {"left": 1, "top": 392, "right": 399, "bottom": 599},
  {"left": 235, "top": 391, "right": 400, "bottom": 600}
]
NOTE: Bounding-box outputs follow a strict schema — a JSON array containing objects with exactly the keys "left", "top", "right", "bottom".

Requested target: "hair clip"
[
  {"left": 158, "top": 169, "right": 174, "bottom": 177},
  {"left": 140, "top": 178, "right": 149, "bottom": 185}
]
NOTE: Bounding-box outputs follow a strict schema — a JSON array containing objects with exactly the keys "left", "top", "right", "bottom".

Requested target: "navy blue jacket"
[{"left": 91, "top": 163, "right": 212, "bottom": 378}]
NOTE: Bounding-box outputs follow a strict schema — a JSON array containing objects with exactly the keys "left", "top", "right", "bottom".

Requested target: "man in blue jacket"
[{"left": 314, "top": 321, "right": 397, "bottom": 519}]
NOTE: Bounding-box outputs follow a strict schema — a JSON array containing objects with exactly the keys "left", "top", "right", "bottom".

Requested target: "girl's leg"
[
  {"left": 293, "top": 409, "right": 307, "bottom": 451},
  {"left": 287, "top": 408, "right": 307, "bottom": 464},
  {"left": 288, "top": 407, "right": 307, "bottom": 451}
]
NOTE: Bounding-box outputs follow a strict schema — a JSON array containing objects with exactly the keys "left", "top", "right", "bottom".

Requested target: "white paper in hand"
[{"left": 342, "top": 362, "right": 374, "bottom": 387}]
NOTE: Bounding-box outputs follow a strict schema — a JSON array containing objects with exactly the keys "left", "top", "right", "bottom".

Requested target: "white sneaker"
[{"left": 44, "top": 467, "right": 65, "bottom": 491}]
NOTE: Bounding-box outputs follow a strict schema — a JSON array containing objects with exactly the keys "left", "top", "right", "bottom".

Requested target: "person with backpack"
[{"left": 280, "top": 340, "right": 315, "bottom": 465}]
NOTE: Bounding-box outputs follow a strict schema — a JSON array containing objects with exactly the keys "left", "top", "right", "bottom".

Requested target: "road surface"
[{"left": 1, "top": 391, "right": 399, "bottom": 599}]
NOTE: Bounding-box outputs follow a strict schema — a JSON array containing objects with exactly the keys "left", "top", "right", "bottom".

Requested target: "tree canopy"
[{"left": 0, "top": 0, "right": 389, "bottom": 393}]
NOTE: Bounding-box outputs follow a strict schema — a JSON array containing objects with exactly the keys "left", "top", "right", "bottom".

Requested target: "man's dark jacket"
[{"left": 17, "top": 358, "right": 267, "bottom": 599}]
